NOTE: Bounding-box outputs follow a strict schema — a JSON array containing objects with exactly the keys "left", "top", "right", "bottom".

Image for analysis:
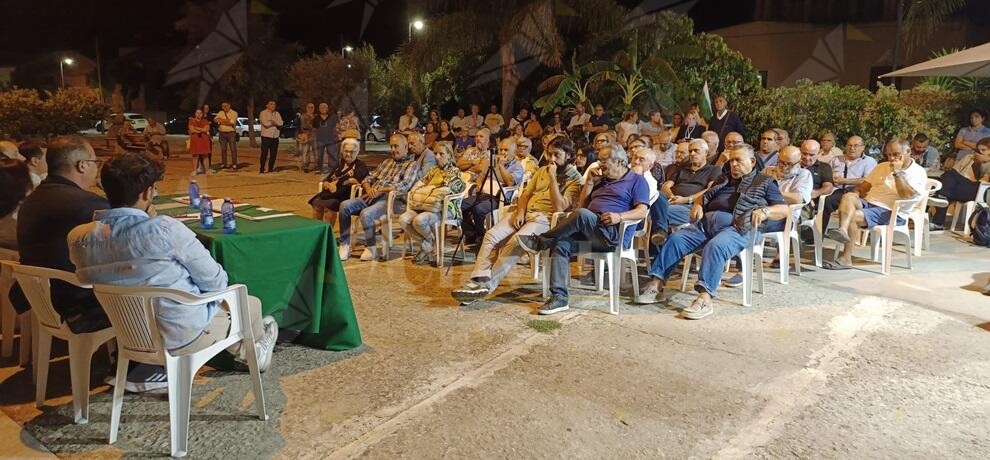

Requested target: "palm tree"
[
  {"left": 592, "top": 32, "right": 698, "bottom": 111},
  {"left": 901, "top": 0, "right": 967, "bottom": 55},
  {"left": 533, "top": 52, "right": 608, "bottom": 115},
  {"left": 403, "top": 0, "right": 624, "bottom": 118}
]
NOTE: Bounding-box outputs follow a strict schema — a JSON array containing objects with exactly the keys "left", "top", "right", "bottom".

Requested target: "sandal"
[{"left": 822, "top": 260, "right": 853, "bottom": 270}]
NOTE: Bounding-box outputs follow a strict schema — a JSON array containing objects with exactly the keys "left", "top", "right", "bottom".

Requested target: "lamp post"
[
  {"left": 59, "top": 57, "right": 74, "bottom": 89},
  {"left": 408, "top": 19, "right": 424, "bottom": 41},
  {"left": 342, "top": 45, "right": 353, "bottom": 58}
]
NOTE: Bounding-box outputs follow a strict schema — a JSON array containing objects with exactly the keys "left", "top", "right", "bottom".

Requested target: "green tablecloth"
[{"left": 153, "top": 195, "right": 362, "bottom": 351}]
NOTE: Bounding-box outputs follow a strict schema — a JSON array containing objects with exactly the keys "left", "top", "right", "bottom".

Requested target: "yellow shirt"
[{"left": 523, "top": 165, "right": 584, "bottom": 215}]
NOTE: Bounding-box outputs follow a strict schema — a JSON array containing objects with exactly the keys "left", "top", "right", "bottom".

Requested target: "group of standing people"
[
  {"left": 296, "top": 102, "right": 360, "bottom": 174},
  {"left": 186, "top": 100, "right": 284, "bottom": 175}
]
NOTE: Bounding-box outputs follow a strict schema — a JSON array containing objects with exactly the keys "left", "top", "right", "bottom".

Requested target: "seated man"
[
  {"left": 338, "top": 134, "right": 420, "bottom": 261},
  {"left": 650, "top": 139, "right": 722, "bottom": 245},
  {"left": 664, "top": 141, "right": 690, "bottom": 180},
  {"left": 634, "top": 145, "right": 789, "bottom": 320},
  {"left": 13, "top": 135, "right": 108, "bottom": 332},
  {"left": 822, "top": 135, "right": 877, "bottom": 231},
  {"left": 798, "top": 139, "right": 835, "bottom": 241},
  {"left": 460, "top": 137, "right": 525, "bottom": 244},
  {"left": 456, "top": 127, "right": 491, "bottom": 181},
  {"left": 825, "top": 138, "right": 926, "bottom": 269},
  {"left": 761, "top": 146, "right": 812, "bottom": 269},
  {"left": 514, "top": 136, "right": 539, "bottom": 181},
  {"left": 69, "top": 153, "right": 277, "bottom": 372},
  {"left": 145, "top": 116, "right": 169, "bottom": 159},
  {"left": 517, "top": 143, "right": 649, "bottom": 315},
  {"left": 19, "top": 142, "right": 48, "bottom": 187},
  {"left": 451, "top": 136, "right": 583, "bottom": 304},
  {"left": 930, "top": 136, "right": 989, "bottom": 230},
  {"left": 910, "top": 133, "right": 940, "bottom": 172}
]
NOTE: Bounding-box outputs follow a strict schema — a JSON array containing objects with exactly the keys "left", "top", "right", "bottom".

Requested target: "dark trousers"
[
  {"left": 821, "top": 188, "right": 854, "bottom": 231},
  {"left": 316, "top": 142, "right": 341, "bottom": 173},
  {"left": 461, "top": 194, "right": 499, "bottom": 243},
  {"left": 545, "top": 209, "right": 615, "bottom": 298},
  {"left": 219, "top": 131, "right": 238, "bottom": 166},
  {"left": 933, "top": 170, "right": 980, "bottom": 225},
  {"left": 260, "top": 137, "right": 279, "bottom": 172}
]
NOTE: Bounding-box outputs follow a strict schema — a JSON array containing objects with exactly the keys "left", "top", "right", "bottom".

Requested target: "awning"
[{"left": 881, "top": 42, "right": 990, "bottom": 78}]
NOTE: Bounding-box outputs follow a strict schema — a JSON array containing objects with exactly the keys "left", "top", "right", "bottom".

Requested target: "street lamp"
[
  {"left": 342, "top": 45, "right": 353, "bottom": 57},
  {"left": 408, "top": 19, "right": 424, "bottom": 41},
  {"left": 59, "top": 57, "right": 74, "bottom": 89}
]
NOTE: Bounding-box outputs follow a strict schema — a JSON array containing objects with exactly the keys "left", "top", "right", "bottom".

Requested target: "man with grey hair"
[
  {"left": 407, "top": 132, "right": 437, "bottom": 178},
  {"left": 649, "top": 138, "right": 723, "bottom": 245},
  {"left": 518, "top": 143, "right": 650, "bottom": 315},
  {"left": 701, "top": 130, "right": 720, "bottom": 164},
  {"left": 635, "top": 144, "right": 789, "bottom": 320},
  {"left": 825, "top": 138, "right": 925, "bottom": 269}
]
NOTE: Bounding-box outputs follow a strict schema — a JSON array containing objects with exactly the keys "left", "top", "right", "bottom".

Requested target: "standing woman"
[
  {"left": 201, "top": 103, "right": 215, "bottom": 169},
  {"left": 188, "top": 109, "right": 212, "bottom": 175}
]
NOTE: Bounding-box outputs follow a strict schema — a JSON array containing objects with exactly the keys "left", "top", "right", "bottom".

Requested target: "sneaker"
[
  {"left": 538, "top": 296, "right": 570, "bottom": 315},
  {"left": 517, "top": 234, "right": 554, "bottom": 254},
  {"left": 338, "top": 244, "right": 351, "bottom": 260},
  {"left": 634, "top": 285, "right": 665, "bottom": 304},
  {"left": 723, "top": 273, "right": 744, "bottom": 288},
  {"left": 104, "top": 363, "right": 169, "bottom": 393},
  {"left": 578, "top": 270, "right": 597, "bottom": 286},
  {"left": 682, "top": 297, "right": 714, "bottom": 320},
  {"left": 412, "top": 250, "right": 432, "bottom": 265},
  {"left": 929, "top": 223, "right": 945, "bottom": 232},
  {"left": 254, "top": 316, "right": 278, "bottom": 373},
  {"left": 452, "top": 280, "right": 491, "bottom": 303},
  {"left": 360, "top": 247, "right": 377, "bottom": 261}
]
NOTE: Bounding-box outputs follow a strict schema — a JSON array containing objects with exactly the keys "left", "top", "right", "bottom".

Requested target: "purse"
[{"left": 407, "top": 185, "right": 451, "bottom": 213}]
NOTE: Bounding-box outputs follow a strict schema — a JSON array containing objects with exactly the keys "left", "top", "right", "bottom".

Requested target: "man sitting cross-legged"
[
  {"left": 634, "top": 144, "right": 789, "bottom": 320},
  {"left": 452, "top": 136, "right": 584, "bottom": 304},
  {"left": 824, "top": 138, "right": 925, "bottom": 270},
  {"left": 68, "top": 153, "right": 278, "bottom": 372},
  {"left": 517, "top": 143, "right": 650, "bottom": 315},
  {"left": 338, "top": 133, "right": 420, "bottom": 261}
]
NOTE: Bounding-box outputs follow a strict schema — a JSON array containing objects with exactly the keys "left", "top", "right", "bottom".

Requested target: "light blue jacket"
[{"left": 68, "top": 208, "right": 225, "bottom": 350}]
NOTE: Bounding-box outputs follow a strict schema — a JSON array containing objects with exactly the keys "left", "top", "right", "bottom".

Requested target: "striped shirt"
[{"left": 363, "top": 155, "right": 421, "bottom": 193}]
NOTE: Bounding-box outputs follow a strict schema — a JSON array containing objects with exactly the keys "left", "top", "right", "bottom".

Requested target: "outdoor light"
[
  {"left": 343, "top": 46, "right": 353, "bottom": 52},
  {"left": 59, "top": 56, "right": 75, "bottom": 89},
  {"left": 408, "top": 18, "right": 425, "bottom": 40}
]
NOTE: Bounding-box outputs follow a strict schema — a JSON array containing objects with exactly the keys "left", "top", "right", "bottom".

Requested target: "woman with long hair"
[{"left": 188, "top": 109, "right": 212, "bottom": 174}]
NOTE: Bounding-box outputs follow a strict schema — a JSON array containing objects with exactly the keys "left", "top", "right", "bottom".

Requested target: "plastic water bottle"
[
  {"left": 221, "top": 198, "right": 236, "bottom": 234},
  {"left": 188, "top": 180, "right": 200, "bottom": 209},
  {"left": 199, "top": 195, "right": 214, "bottom": 229}
]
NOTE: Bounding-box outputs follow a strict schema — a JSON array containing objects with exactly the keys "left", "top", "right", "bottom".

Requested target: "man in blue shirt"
[
  {"left": 68, "top": 154, "right": 279, "bottom": 382},
  {"left": 634, "top": 145, "right": 789, "bottom": 320},
  {"left": 518, "top": 144, "right": 650, "bottom": 315}
]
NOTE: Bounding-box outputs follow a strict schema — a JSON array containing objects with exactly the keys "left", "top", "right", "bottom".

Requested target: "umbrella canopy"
[{"left": 881, "top": 42, "right": 990, "bottom": 78}]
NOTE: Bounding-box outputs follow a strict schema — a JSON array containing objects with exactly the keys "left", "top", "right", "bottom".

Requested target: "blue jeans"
[
  {"left": 316, "top": 142, "right": 340, "bottom": 173},
  {"left": 648, "top": 194, "right": 691, "bottom": 230},
  {"left": 648, "top": 216, "right": 756, "bottom": 297},
  {"left": 545, "top": 208, "right": 616, "bottom": 298},
  {"left": 339, "top": 195, "right": 389, "bottom": 247}
]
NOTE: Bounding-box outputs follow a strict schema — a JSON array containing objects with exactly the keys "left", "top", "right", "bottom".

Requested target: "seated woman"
[
  {"left": 932, "top": 136, "right": 990, "bottom": 230},
  {"left": 309, "top": 138, "right": 369, "bottom": 226},
  {"left": 399, "top": 142, "right": 465, "bottom": 265}
]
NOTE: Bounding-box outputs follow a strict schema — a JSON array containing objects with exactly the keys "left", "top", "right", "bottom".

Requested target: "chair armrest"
[
  {"left": 93, "top": 283, "right": 250, "bottom": 307},
  {"left": 318, "top": 181, "right": 324, "bottom": 193},
  {"left": 387, "top": 190, "right": 408, "bottom": 217}
]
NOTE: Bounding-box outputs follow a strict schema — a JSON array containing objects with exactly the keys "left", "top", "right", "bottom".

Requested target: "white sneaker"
[
  {"left": 360, "top": 247, "right": 377, "bottom": 261},
  {"left": 255, "top": 316, "right": 278, "bottom": 373},
  {"left": 338, "top": 244, "right": 350, "bottom": 260}
]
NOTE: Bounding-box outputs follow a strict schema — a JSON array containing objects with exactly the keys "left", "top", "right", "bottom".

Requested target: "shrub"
[{"left": 0, "top": 87, "right": 106, "bottom": 140}]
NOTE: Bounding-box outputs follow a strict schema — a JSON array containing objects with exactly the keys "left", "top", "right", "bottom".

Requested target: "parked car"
[
  {"left": 280, "top": 115, "right": 298, "bottom": 139},
  {"left": 95, "top": 113, "right": 149, "bottom": 132},
  {"left": 365, "top": 115, "right": 387, "bottom": 142},
  {"left": 234, "top": 117, "right": 261, "bottom": 139}
]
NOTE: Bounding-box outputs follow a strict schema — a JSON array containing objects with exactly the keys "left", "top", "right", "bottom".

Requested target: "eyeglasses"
[
  {"left": 80, "top": 159, "right": 104, "bottom": 167},
  {"left": 777, "top": 160, "right": 800, "bottom": 168}
]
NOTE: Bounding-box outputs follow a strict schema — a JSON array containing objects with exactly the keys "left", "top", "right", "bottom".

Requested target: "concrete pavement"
[{"left": 1, "top": 149, "right": 989, "bottom": 458}]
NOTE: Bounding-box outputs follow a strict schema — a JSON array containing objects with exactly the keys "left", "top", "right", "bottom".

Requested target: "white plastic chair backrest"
[
  {"left": 10, "top": 264, "right": 91, "bottom": 331},
  {"left": 888, "top": 199, "right": 916, "bottom": 228},
  {"left": 812, "top": 190, "right": 835, "bottom": 223},
  {"left": 93, "top": 283, "right": 249, "bottom": 364},
  {"left": 916, "top": 179, "right": 942, "bottom": 212}
]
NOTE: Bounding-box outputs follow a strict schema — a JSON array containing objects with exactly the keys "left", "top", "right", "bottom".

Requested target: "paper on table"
[{"left": 234, "top": 212, "right": 295, "bottom": 221}]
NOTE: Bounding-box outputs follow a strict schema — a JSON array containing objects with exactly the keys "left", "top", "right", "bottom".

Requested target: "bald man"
[{"left": 821, "top": 135, "right": 877, "bottom": 232}]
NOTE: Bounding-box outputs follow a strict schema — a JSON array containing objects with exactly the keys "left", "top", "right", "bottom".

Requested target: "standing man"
[
  {"left": 314, "top": 102, "right": 339, "bottom": 174},
  {"left": 299, "top": 102, "right": 317, "bottom": 172},
  {"left": 485, "top": 104, "right": 504, "bottom": 135},
  {"left": 214, "top": 101, "right": 239, "bottom": 169},
  {"left": 258, "top": 100, "right": 283, "bottom": 174},
  {"left": 707, "top": 96, "right": 746, "bottom": 151}
]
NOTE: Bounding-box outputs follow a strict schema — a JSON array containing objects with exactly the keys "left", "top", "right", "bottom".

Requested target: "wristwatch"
[{"left": 761, "top": 207, "right": 770, "bottom": 217}]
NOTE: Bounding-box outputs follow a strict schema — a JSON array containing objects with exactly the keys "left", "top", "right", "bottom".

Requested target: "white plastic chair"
[
  {"left": 909, "top": 179, "right": 941, "bottom": 256},
  {"left": 402, "top": 176, "right": 474, "bottom": 268},
  {"left": 799, "top": 190, "right": 834, "bottom": 268},
  {"left": 10, "top": 264, "right": 115, "bottom": 424},
  {"left": 760, "top": 203, "right": 805, "bottom": 284},
  {"left": 1, "top": 257, "right": 32, "bottom": 361},
  {"left": 92, "top": 283, "right": 268, "bottom": 458},
  {"left": 680, "top": 229, "right": 764, "bottom": 307},
  {"left": 868, "top": 199, "right": 916, "bottom": 275},
  {"left": 949, "top": 181, "right": 990, "bottom": 236},
  {"left": 540, "top": 218, "right": 644, "bottom": 315}
]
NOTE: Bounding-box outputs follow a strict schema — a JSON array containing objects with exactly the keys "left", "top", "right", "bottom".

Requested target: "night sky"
[{"left": 0, "top": 0, "right": 744, "bottom": 65}]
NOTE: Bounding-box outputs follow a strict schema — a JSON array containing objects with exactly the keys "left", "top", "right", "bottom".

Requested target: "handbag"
[{"left": 407, "top": 185, "right": 451, "bottom": 213}]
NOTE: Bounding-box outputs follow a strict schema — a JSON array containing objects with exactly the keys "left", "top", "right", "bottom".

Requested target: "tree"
[
  {"left": 901, "top": 0, "right": 967, "bottom": 55},
  {"left": 533, "top": 52, "right": 604, "bottom": 115},
  {"left": 592, "top": 32, "right": 698, "bottom": 110},
  {"left": 404, "top": 0, "right": 624, "bottom": 119},
  {"left": 0, "top": 87, "right": 106, "bottom": 140}
]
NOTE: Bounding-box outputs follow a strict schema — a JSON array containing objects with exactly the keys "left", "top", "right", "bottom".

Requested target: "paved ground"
[{"left": 2, "top": 143, "right": 989, "bottom": 459}]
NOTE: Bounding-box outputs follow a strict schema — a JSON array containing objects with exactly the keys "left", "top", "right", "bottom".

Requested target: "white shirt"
[
  {"left": 642, "top": 169, "right": 659, "bottom": 205},
  {"left": 466, "top": 114, "right": 484, "bottom": 135},
  {"left": 259, "top": 109, "right": 283, "bottom": 138},
  {"left": 616, "top": 121, "right": 640, "bottom": 146},
  {"left": 568, "top": 113, "right": 590, "bottom": 130},
  {"left": 656, "top": 144, "right": 677, "bottom": 167},
  {"left": 449, "top": 115, "right": 467, "bottom": 132},
  {"left": 399, "top": 114, "right": 419, "bottom": 132},
  {"left": 819, "top": 146, "right": 843, "bottom": 163},
  {"left": 764, "top": 166, "right": 813, "bottom": 221},
  {"left": 865, "top": 161, "right": 926, "bottom": 216},
  {"left": 214, "top": 109, "right": 238, "bottom": 133}
]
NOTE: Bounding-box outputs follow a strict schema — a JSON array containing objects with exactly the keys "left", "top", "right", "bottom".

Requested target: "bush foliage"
[{"left": 0, "top": 87, "right": 107, "bottom": 140}]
